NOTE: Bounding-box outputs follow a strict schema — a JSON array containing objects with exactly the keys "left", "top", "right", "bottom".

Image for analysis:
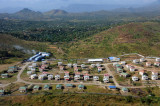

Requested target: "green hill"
[{"left": 62, "top": 22, "right": 160, "bottom": 58}]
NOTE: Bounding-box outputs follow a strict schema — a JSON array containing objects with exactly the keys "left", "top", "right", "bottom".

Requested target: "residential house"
[
  {"left": 56, "top": 84, "right": 62, "bottom": 89},
  {"left": 109, "top": 57, "right": 120, "bottom": 62},
  {"left": 55, "top": 74, "right": 60, "bottom": 80},
  {"left": 39, "top": 67, "right": 44, "bottom": 72},
  {"left": 30, "top": 74, "right": 37, "bottom": 79},
  {"left": 48, "top": 75, "right": 53, "bottom": 80},
  {"left": 108, "top": 86, "right": 117, "bottom": 90},
  {"left": 133, "top": 59, "right": 139, "bottom": 64},
  {"left": 64, "top": 71, "right": 69, "bottom": 75},
  {"left": 32, "top": 63, "right": 37, "bottom": 67},
  {"left": 65, "top": 84, "right": 73, "bottom": 88},
  {"left": 73, "top": 63, "right": 77, "bottom": 68},
  {"left": 154, "top": 62, "right": 160, "bottom": 67},
  {"left": 126, "top": 64, "right": 132, "bottom": 69},
  {"left": 139, "top": 70, "right": 145, "bottom": 76},
  {"left": 115, "top": 64, "right": 122, "bottom": 69},
  {"left": 81, "top": 64, "right": 86, "bottom": 69},
  {"left": 74, "top": 67, "right": 78, "bottom": 72},
  {"left": 0, "top": 90, "right": 5, "bottom": 95},
  {"left": 130, "top": 66, "right": 136, "bottom": 72},
  {"left": 7, "top": 69, "right": 15, "bottom": 73},
  {"left": 151, "top": 75, "right": 158, "bottom": 80},
  {"left": 83, "top": 74, "right": 90, "bottom": 81},
  {"left": 116, "top": 68, "right": 123, "bottom": 73},
  {"left": 67, "top": 63, "right": 72, "bottom": 68},
  {"left": 142, "top": 75, "right": 148, "bottom": 80},
  {"left": 120, "top": 73, "right": 129, "bottom": 78},
  {"left": 98, "top": 67, "right": 102, "bottom": 72},
  {"left": 121, "top": 61, "right": 126, "bottom": 65},
  {"left": 78, "top": 84, "right": 85, "bottom": 89},
  {"left": 58, "top": 62, "right": 63, "bottom": 66},
  {"left": 146, "top": 62, "right": 152, "bottom": 67},
  {"left": 91, "top": 64, "right": 96, "bottom": 68},
  {"left": 132, "top": 76, "right": 139, "bottom": 81},
  {"left": 64, "top": 75, "right": 70, "bottom": 81},
  {"left": 27, "top": 71, "right": 33, "bottom": 75},
  {"left": 74, "top": 73, "right": 81, "bottom": 80},
  {"left": 31, "top": 68, "right": 36, "bottom": 73},
  {"left": 122, "top": 87, "right": 128, "bottom": 93},
  {"left": 28, "top": 65, "right": 33, "bottom": 70},
  {"left": 152, "top": 71, "right": 158, "bottom": 75},
  {"left": 38, "top": 74, "right": 47, "bottom": 80},
  {"left": 93, "top": 76, "right": 99, "bottom": 81},
  {"left": 44, "top": 85, "right": 50, "bottom": 90},
  {"left": 19, "top": 87, "right": 27, "bottom": 93},
  {"left": 156, "top": 58, "right": 160, "bottom": 62},
  {"left": 103, "top": 74, "right": 109, "bottom": 83},
  {"left": 113, "top": 62, "right": 119, "bottom": 67},
  {"left": 8, "top": 66, "right": 17, "bottom": 71},
  {"left": 140, "top": 58, "right": 146, "bottom": 62},
  {"left": 33, "top": 85, "right": 40, "bottom": 91},
  {"left": 1, "top": 74, "right": 9, "bottom": 78},
  {"left": 96, "top": 63, "right": 101, "bottom": 67}
]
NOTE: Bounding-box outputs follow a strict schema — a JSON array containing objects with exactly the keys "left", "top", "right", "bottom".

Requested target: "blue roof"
[
  {"left": 108, "top": 57, "right": 120, "bottom": 60},
  {"left": 109, "top": 86, "right": 116, "bottom": 89}
]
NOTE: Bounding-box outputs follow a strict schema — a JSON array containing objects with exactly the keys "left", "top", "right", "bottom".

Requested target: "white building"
[
  {"left": 154, "top": 62, "right": 160, "bottom": 67},
  {"left": 74, "top": 74, "right": 80, "bottom": 80},
  {"left": 113, "top": 62, "right": 119, "bottom": 67},
  {"left": 48, "top": 75, "right": 53, "bottom": 80},
  {"left": 152, "top": 71, "right": 158, "bottom": 75},
  {"left": 146, "top": 62, "right": 152, "bottom": 67},
  {"left": 96, "top": 63, "right": 101, "bottom": 67},
  {"left": 130, "top": 66, "right": 136, "bottom": 72},
  {"left": 103, "top": 74, "right": 109, "bottom": 83},
  {"left": 126, "top": 64, "right": 132, "bottom": 69},
  {"left": 55, "top": 75, "right": 60, "bottom": 80},
  {"left": 88, "top": 59, "right": 103, "bottom": 63},
  {"left": 67, "top": 63, "right": 72, "bottom": 68},
  {"left": 151, "top": 75, "right": 158, "bottom": 80},
  {"left": 38, "top": 74, "right": 47, "bottom": 80},
  {"left": 93, "top": 76, "right": 99, "bottom": 81},
  {"left": 142, "top": 75, "right": 148, "bottom": 80},
  {"left": 132, "top": 76, "right": 138, "bottom": 81},
  {"left": 133, "top": 59, "right": 139, "bottom": 64},
  {"left": 121, "top": 61, "right": 126, "bottom": 65},
  {"left": 156, "top": 58, "right": 160, "bottom": 62},
  {"left": 27, "top": 71, "right": 33, "bottom": 75},
  {"left": 139, "top": 70, "right": 145, "bottom": 76},
  {"left": 90, "top": 64, "right": 96, "bottom": 68},
  {"left": 64, "top": 75, "right": 70, "bottom": 81},
  {"left": 83, "top": 74, "right": 90, "bottom": 81},
  {"left": 58, "top": 62, "right": 63, "bottom": 66},
  {"left": 30, "top": 74, "right": 37, "bottom": 79},
  {"left": 140, "top": 58, "right": 146, "bottom": 62},
  {"left": 31, "top": 68, "right": 36, "bottom": 72},
  {"left": 81, "top": 64, "right": 86, "bottom": 69}
]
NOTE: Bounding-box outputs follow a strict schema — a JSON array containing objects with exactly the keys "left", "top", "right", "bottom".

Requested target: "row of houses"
[{"left": 1, "top": 66, "right": 18, "bottom": 78}]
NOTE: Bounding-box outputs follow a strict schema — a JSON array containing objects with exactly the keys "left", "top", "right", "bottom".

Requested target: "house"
[
  {"left": 88, "top": 59, "right": 103, "bottom": 63},
  {"left": 108, "top": 86, "right": 116, "bottom": 90},
  {"left": 113, "top": 62, "right": 119, "bottom": 67},
  {"left": 38, "top": 74, "right": 47, "bottom": 80},
  {"left": 27, "top": 71, "right": 33, "bottom": 75},
  {"left": 140, "top": 58, "right": 146, "bottom": 62},
  {"left": 44, "top": 85, "right": 50, "bottom": 90},
  {"left": 142, "top": 75, "right": 148, "bottom": 80},
  {"left": 56, "top": 84, "right": 62, "bottom": 89},
  {"left": 31, "top": 68, "right": 36, "bottom": 73},
  {"left": 116, "top": 68, "right": 123, "bottom": 73},
  {"left": 156, "top": 58, "right": 160, "bottom": 62},
  {"left": 30, "top": 74, "right": 37, "bottom": 79},
  {"left": 103, "top": 74, "right": 109, "bottom": 83},
  {"left": 152, "top": 71, "right": 158, "bottom": 75},
  {"left": 33, "top": 85, "right": 40, "bottom": 91},
  {"left": 120, "top": 73, "right": 129, "bottom": 78},
  {"left": 133, "top": 59, "right": 139, "bottom": 64},
  {"left": 81, "top": 64, "right": 86, "bottom": 69},
  {"left": 139, "top": 70, "right": 145, "bottom": 76},
  {"left": 19, "top": 87, "right": 27, "bottom": 92},
  {"left": 83, "top": 74, "right": 90, "bottom": 81},
  {"left": 0, "top": 90, "right": 5, "bottom": 95},
  {"left": 67, "top": 63, "right": 72, "bottom": 68},
  {"left": 58, "top": 62, "right": 63, "bottom": 66},
  {"left": 122, "top": 87, "right": 128, "bottom": 93},
  {"left": 130, "top": 66, "right": 136, "bottom": 72},
  {"left": 93, "top": 76, "right": 99, "bottom": 81},
  {"left": 78, "top": 84, "right": 85, "bottom": 89},
  {"left": 48, "top": 75, "right": 53, "bottom": 80},
  {"left": 151, "top": 75, "right": 158, "bottom": 80},
  {"left": 55, "top": 74, "right": 60, "bottom": 80},
  {"left": 120, "top": 61, "right": 126, "bottom": 65},
  {"left": 98, "top": 67, "right": 102, "bottom": 72},
  {"left": 59, "top": 66, "right": 64, "bottom": 71},
  {"left": 74, "top": 67, "right": 78, "bottom": 71},
  {"left": 146, "top": 62, "right": 152, "bottom": 67},
  {"left": 1, "top": 74, "right": 9, "bottom": 78},
  {"left": 28, "top": 65, "right": 33, "bottom": 70},
  {"left": 39, "top": 67, "right": 44, "bottom": 72},
  {"left": 64, "top": 75, "right": 70, "bottom": 81},
  {"left": 7, "top": 69, "right": 15, "bottom": 73},
  {"left": 32, "top": 63, "right": 37, "bottom": 67},
  {"left": 154, "top": 62, "right": 160, "bottom": 67},
  {"left": 74, "top": 73, "right": 81, "bottom": 80},
  {"left": 65, "top": 84, "right": 73, "bottom": 88},
  {"left": 73, "top": 63, "right": 77, "bottom": 67},
  {"left": 109, "top": 57, "right": 120, "bottom": 62},
  {"left": 8, "top": 66, "right": 17, "bottom": 71},
  {"left": 132, "top": 76, "right": 139, "bottom": 81},
  {"left": 96, "top": 63, "right": 101, "bottom": 67},
  {"left": 126, "top": 64, "right": 132, "bottom": 69},
  {"left": 90, "top": 64, "right": 96, "bottom": 68},
  {"left": 115, "top": 64, "right": 122, "bottom": 68},
  {"left": 64, "top": 71, "right": 69, "bottom": 75}
]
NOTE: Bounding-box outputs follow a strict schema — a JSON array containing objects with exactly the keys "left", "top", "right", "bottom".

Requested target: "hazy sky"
[{"left": 0, "top": 0, "right": 158, "bottom": 11}]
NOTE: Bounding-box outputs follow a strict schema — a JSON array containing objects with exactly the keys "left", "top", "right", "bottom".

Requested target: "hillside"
[
  {"left": 44, "top": 9, "right": 68, "bottom": 16},
  {"left": 62, "top": 22, "right": 160, "bottom": 58}
]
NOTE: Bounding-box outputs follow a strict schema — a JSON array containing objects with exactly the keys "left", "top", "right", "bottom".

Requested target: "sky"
[{"left": 0, "top": 0, "right": 158, "bottom": 12}]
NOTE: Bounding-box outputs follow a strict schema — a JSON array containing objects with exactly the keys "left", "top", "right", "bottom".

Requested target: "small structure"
[
  {"left": 130, "top": 66, "right": 136, "bottom": 72},
  {"left": 120, "top": 61, "right": 126, "bottom": 65},
  {"left": 116, "top": 68, "right": 123, "bottom": 73},
  {"left": 122, "top": 87, "right": 128, "bottom": 93},
  {"left": 98, "top": 67, "right": 102, "bottom": 73},
  {"left": 38, "top": 74, "right": 47, "bottom": 80},
  {"left": 28, "top": 66, "right": 33, "bottom": 70},
  {"left": 64, "top": 75, "right": 70, "bottom": 81},
  {"left": 58, "top": 62, "right": 63, "bottom": 66},
  {"left": 103, "top": 74, "right": 109, "bottom": 83},
  {"left": 48, "top": 75, "right": 53, "bottom": 80},
  {"left": 109, "top": 57, "right": 120, "bottom": 62},
  {"left": 56, "top": 84, "right": 62, "bottom": 89},
  {"left": 90, "top": 64, "right": 96, "bottom": 68},
  {"left": 44, "top": 85, "right": 50, "bottom": 90},
  {"left": 151, "top": 75, "right": 158, "bottom": 80},
  {"left": 152, "top": 71, "right": 158, "bottom": 75},
  {"left": 81, "top": 64, "right": 86, "bottom": 69},
  {"left": 88, "top": 59, "right": 103, "bottom": 63},
  {"left": 67, "top": 63, "right": 72, "bottom": 68},
  {"left": 132, "top": 76, "right": 139, "bottom": 81},
  {"left": 74, "top": 67, "right": 78, "bottom": 72},
  {"left": 33, "top": 85, "right": 40, "bottom": 91},
  {"left": 113, "top": 62, "right": 119, "bottom": 67},
  {"left": 1, "top": 74, "right": 9, "bottom": 78},
  {"left": 93, "top": 76, "right": 99, "bottom": 81},
  {"left": 39, "top": 67, "right": 44, "bottom": 72},
  {"left": 8, "top": 66, "right": 17, "bottom": 71},
  {"left": 133, "top": 59, "right": 139, "bottom": 64},
  {"left": 73, "top": 63, "right": 77, "bottom": 67},
  {"left": 140, "top": 58, "right": 146, "bottom": 62},
  {"left": 32, "top": 63, "right": 37, "bottom": 67},
  {"left": 65, "top": 84, "right": 73, "bottom": 88},
  {"left": 27, "top": 71, "right": 33, "bottom": 75},
  {"left": 55, "top": 74, "right": 60, "bottom": 80},
  {"left": 78, "top": 84, "right": 85, "bottom": 89},
  {"left": 156, "top": 58, "right": 160, "bottom": 62},
  {"left": 83, "top": 74, "right": 90, "bottom": 81},
  {"left": 74, "top": 72, "right": 81, "bottom": 80},
  {"left": 96, "top": 63, "right": 101, "bottom": 67},
  {"left": 139, "top": 70, "right": 145, "bottom": 76},
  {"left": 0, "top": 90, "right": 5, "bottom": 95},
  {"left": 154, "top": 62, "right": 160, "bottom": 67},
  {"left": 120, "top": 73, "right": 129, "bottom": 78},
  {"left": 7, "top": 69, "right": 15, "bottom": 73},
  {"left": 115, "top": 64, "right": 122, "bottom": 68},
  {"left": 19, "top": 87, "right": 27, "bottom": 93},
  {"left": 126, "top": 64, "right": 132, "bottom": 69},
  {"left": 30, "top": 74, "right": 37, "bottom": 79},
  {"left": 108, "top": 86, "right": 116, "bottom": 90},
  {"left": 31, "top": 68, "right": 36, "bottom": 73},
  {"left": 146, "top": 62, "right": 152, "bottom": 67},
  {"left": 142, "top": 75, "right": 148, "bottom": 80}
]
